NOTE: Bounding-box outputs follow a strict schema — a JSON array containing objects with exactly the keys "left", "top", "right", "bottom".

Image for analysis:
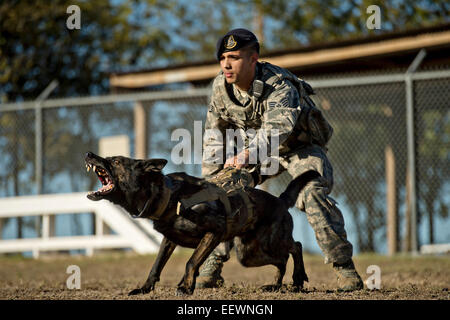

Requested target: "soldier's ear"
[
  {"left": 140, "top": 159, "right": 168, "bottom": 172},
  {"left": 251, "top": 51, "right": 259, "bottom": 63}
]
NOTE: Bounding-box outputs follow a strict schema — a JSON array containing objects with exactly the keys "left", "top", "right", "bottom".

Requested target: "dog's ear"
[{"left": 140, "top": 159, "right": 168, "bottom": 172}]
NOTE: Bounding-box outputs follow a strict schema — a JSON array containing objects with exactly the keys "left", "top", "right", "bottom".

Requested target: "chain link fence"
[{"left": 0, "top": 69, "right": 449, "bottom": 255}]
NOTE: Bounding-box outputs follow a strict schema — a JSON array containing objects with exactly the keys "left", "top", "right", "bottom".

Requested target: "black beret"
[{"left": 216, "top": 28, "right": 259, "bottom": 60}]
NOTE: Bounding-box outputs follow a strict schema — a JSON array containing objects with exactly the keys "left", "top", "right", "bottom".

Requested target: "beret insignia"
[
  {"left": 216, "top": 28, "right": 259, "bottom": 60},
  {"left": 225, "top": 35, "right": 237, "bottom": 49}
]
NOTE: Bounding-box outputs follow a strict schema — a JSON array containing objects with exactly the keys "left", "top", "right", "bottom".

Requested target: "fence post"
[
  {"left": 42, "top": 214, "right": 55, "bottom": 239},
  {"left": 385, "top": 145, "right": 397, "bottom": 256},
  {"left": 403, "top": 168, "right": 412, "bottom": 252},
  {"left": 405, "top": 49, "right": 426, "bottom": 255},
  {"left": 95, "top": 214, "right": 103, "bottom": 237},
  {"left": 35, "top": 80, "right": 59, "bottom": 195},
  {"left": 134, "top": 101, "right": 148, "bottom": 158},
  {"left": 35, "top": 105, "right": 43, "bottom": 195}
]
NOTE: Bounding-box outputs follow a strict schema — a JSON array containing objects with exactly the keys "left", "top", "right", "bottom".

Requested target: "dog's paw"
[
  {"left": 176, "top": 286, "right": 193, "bottom": 296},
  {"left": 128, "top": 288, "right": 144, "bottom": 296},
  {"left": 128, "top": 286, "right": 153, "bottom": 296},
  {"left": 259, "top": 284, "right": 281, "bottom": 292},
  {"left": 289, "top": 284, "right": 306, "bottom": 293}
]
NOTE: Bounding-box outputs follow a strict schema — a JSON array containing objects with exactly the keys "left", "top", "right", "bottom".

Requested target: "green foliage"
[
  {"left": 2, "top": 0, "right": 448, "bottom": 101},
  {"left": 256, "top": 0, "right": 450, "bottom": 49},
  {"left": 0, "top": 0, "right": 184, "bottom": 101}
]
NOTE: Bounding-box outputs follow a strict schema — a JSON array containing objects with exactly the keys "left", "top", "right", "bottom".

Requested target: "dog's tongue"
[
  {"left": 97, "top": 178, "right": 115, "bottom": 193},
  {"left": 98, "top": 184, "right": 114, "bottom": 192},
  {"left": 96, "top": 173, "right": 114, "bottom": 193}
]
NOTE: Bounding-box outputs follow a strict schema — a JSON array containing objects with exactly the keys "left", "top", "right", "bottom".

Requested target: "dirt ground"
[{"left": 0, "top": 250, "right": 449, "bottom": 300}]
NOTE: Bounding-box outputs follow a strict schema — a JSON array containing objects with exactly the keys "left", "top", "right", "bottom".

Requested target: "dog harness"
[
  {"left": 135, "top": 168, "right": 255, "bottom": 237},
  {"left": 177, "top": 167, "right": 255, "bottom": 237},
  {"left": 136, "top": 176, "right": 172, "bottom": 219}
]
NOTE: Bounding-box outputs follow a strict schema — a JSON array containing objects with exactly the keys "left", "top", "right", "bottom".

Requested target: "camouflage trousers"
[{"left": 208, "top": 144, "right": 353, "bottom": 265}]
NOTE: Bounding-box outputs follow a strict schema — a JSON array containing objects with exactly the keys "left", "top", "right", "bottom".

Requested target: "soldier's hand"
[
  {"left": 224, "top": 156, "right": 235, "bottom": 168},
  {"left": 224, "top": 150, "right": 249, "bottom": 169}
]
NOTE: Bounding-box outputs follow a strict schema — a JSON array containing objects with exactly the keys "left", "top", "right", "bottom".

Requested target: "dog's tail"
[{"left": 279, "top": 170, "right": 320, "bottom": 208}]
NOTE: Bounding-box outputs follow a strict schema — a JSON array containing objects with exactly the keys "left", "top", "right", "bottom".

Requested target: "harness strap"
[
  {"left": 234, "top": 189, "right": 255, "bottom": 231},
  {"left": 137, "top": 176, "right": 172, "bottom": 219},
  {"left": 176, "top": 185, "right": 232, "bottom": 216},
  {"left": 176, "top": 185, "right": 255, "bottom": 237},
  {"left": 235, "top": 189, "right": 253, "bottom": 219},
  {"left": 176, "top": 168, "right": 256, "bottom": 237}
]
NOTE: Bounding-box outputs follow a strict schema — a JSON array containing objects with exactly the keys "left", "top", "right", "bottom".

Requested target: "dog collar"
[{"left": 136, "top": 176, "right": 172, "bottom": 219}]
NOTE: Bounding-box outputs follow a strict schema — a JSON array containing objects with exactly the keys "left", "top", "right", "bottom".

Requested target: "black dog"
[{"left": 84, "top": 151, "right": 318, "bottom": 295}]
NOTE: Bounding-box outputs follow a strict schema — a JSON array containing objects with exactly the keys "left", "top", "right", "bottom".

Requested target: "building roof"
[{"left": 110, "top": 23, "right": 450, "bottom": 89}]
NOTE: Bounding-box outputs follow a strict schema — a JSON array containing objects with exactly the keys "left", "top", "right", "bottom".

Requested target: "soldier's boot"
[
  {"left": 333, "top": 259, "right": 364, "bottom": 292},
  {"left": 196, "top": 253, "right": 225, "bottom": 289}
]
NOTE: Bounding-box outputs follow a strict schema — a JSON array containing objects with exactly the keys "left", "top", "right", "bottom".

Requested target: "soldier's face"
[{"left": 220, "top": 50, "right": 258, "bottom": 90}]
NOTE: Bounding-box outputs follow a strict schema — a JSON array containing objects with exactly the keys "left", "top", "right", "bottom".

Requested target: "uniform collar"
[{"left": 230, "top": 63, "right": 262, "bottom": 99}]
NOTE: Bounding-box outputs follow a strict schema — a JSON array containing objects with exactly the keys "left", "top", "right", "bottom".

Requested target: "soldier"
[{"left": 198, "top": 28, "right": 363, "bottom": 292}]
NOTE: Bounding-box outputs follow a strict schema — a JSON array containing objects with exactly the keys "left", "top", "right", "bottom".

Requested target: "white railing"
[
  {"left": 0, "top": 193, "right": 162, "bottom": 258},
  {"left": 420, "top": 243, "right": 450, "bottom": 255}
]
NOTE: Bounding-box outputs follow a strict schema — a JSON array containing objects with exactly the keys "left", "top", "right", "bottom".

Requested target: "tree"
[
  {"left": 415, "top": 82, "right": 450, "bottom": 246},
  {"left": 0, "top": 0, "right": 187, "bottom": 101},
  {"left": 0, "top": 0, "right": 157, "bottom": 238},
  {"left": 247, "top": 0, "right": 450, "bottom": 50},
  {"left": 2, "top": 0, "right": 448, "bottom": 102},
  {"left": 310, "top": 83, "right": 408, "bottom": 252}
]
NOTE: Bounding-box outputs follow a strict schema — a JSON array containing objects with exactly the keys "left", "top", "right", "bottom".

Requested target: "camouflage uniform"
[{"left": 199, "top": 61, "right": 362, "bottom": 290}]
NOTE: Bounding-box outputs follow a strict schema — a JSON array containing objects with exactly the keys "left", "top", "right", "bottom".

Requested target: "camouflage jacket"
[{"left": 202, "top": 61, "right": 333, "bottom": 177}]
